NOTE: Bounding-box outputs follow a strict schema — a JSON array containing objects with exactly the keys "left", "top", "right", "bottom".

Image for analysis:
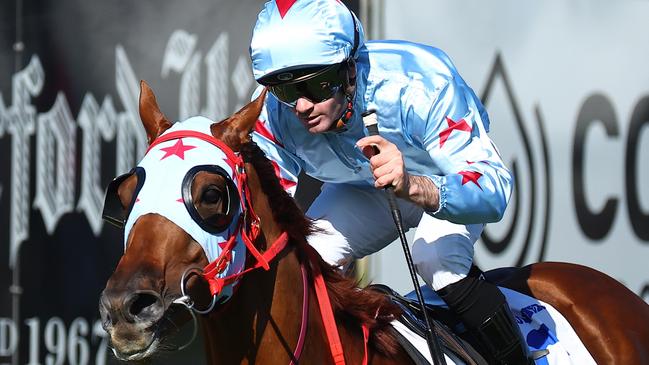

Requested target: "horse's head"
[{"left": 99, "top": 81, "right": 266, "bottom": 361}]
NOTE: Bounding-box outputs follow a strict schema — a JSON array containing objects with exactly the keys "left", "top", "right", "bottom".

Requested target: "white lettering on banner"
[
  {"left": 0, "top": 96, "right": 4, "bottom": 204},
  {"left": 5, "top": 56, "right": 43, "bottom": 269},
  {"left": 180, "top": 51, "right": 202, "bottom": 120},
  {"left": 161, "top": 30, "right": 198, "bottom": 78},
  {"left": 0, "top": 94, "right": 6, "bottom": 133},
  {"left": 33, "top": 93, "right": 77, "bottom": 234},
  {"left": 76, "top": 95, "right": 118, "bottom": 235},
  {"left": 0, "top": 318, "right": 18, "bottom": 357},
  {"left": 163, "top": 31, "right": 230, "bottom": 121},
  {"left": 203, "top": 33, "right": 229, "bottom": 120},
  {"left": 0, "top": 30, "right": 255, "bottom": 268},
  {"left": 115, "top": 45, "right": 148, "bottom": 176},
  {"left": 0, "top": 317, "right": 108, "bottom": 365}
]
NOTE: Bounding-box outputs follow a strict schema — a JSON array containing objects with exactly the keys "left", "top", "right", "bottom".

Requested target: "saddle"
[
  {"left": 369, "top": 284, "right": 487, "bottom": 365},
  {"left": 369, "top": 266, "right": 537, "bottom": 365}
]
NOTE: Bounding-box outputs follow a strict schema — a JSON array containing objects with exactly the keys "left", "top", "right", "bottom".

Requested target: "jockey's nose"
[
  {"left": 294, "top": 97, "right": 315, "bottom": 115},
  {"left": 99, "top": 289, "right": 164, "bottom": 328}
]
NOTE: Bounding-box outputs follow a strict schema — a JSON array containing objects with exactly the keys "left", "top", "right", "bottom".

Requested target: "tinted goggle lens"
[{"left": 267, "top": 63, "right": 345, "bottom": 107}]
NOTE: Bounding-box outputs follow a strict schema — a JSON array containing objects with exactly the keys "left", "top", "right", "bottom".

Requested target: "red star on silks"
[
  {"left": 159, "top": 139, "right": 196, "bottom": 160},
  {"left": 176, "top": 198, "right": 183, "bottom": 203},
  {"left": 458, "top": 170, "right": 483, "bottom": 190},
  {"left": 439, "top": 117, "right": 472, "bottom": 148},
  {"left": 276, "top": 0, "right": 297, "bottom": 18},
  {"left": 270, "top": 160, "right": 297, "bottom": 191},
  {"left": 255, "top": 120, "right": 283, "bottom": 147}
]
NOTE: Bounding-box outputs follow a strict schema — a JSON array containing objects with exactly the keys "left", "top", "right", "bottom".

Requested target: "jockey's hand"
[
  {"left": 356, "top": 136, "right": 441, "bottom": 211},
  {"left": 356, "top": 135, "right": 410, "bottom": 199}
]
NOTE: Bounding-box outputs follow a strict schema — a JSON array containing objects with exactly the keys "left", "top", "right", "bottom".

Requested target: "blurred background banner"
[
  {"left": 0, "top": 0, "right": 647, "bottom": 364},
  {"left": 363, "top": 1, "right": 649, "bottom": 302}
]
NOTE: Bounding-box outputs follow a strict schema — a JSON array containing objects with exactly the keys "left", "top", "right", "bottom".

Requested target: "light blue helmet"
[{"left": 249, "top": 0, "right": 365, "bottom": 82}]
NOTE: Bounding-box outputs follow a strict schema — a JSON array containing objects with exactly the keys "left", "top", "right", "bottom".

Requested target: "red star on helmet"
[
  {"left": 458, "top": 170, "right": 483, "bottom": 190},
  {"left": 439, "top": 117, "right": 472, "bottom": 148},
  {"left": 159, "top": 139, "right": 197, "bottom": 160},
  {"left": 276, "top": 0, "right": 297, "bottom": 18}
]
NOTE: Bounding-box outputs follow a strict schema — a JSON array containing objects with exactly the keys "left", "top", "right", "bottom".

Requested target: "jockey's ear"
[
  {"left": 211, "top": 88, "right": 266, "bottom": 151},
  {"left": 139, "top": 80, "right": 172, "bottom": 145}
]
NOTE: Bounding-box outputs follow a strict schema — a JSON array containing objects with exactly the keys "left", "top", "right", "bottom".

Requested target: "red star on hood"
[
  {"left": 458, "top": 170, "right": 483, "bottom": 190},
  {"left": 222, "top": 157, "right": 237, "bottom": 177},
  {"left": 159, "top": 139, "right": 196, "bottom": 160},
  {"left": 439, "top": 117, "right": 472, "bottom": 148}
]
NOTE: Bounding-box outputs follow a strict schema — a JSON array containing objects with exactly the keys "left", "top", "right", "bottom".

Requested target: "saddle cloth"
[{"left": 388, "top": 285, "right": 597, "bottom": 365}]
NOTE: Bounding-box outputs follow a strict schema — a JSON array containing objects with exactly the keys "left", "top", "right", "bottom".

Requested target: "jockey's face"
[
  {"left": 293, "top": 90, "right": 347, "bottom": 134},
  {"left": 292, "top": 61, "right": 356, "bottom": 134}
]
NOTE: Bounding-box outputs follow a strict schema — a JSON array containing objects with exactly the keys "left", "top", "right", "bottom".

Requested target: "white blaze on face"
[{"left": 124, "top": 116, "right": 246, "bottom": 299}]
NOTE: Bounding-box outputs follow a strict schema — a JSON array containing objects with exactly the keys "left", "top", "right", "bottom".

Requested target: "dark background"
[{"left": 0, "top": 1, "right": 357, "bottom": 364}]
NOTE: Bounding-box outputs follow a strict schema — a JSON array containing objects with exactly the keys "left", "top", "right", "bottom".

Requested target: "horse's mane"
[{"left": 240, "top": 141, "right": 403, "bottom": 356}]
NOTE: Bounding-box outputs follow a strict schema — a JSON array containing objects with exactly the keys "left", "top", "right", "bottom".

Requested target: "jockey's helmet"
[{"left": 250, "top": 0, "right": 365, "bottom": 106}]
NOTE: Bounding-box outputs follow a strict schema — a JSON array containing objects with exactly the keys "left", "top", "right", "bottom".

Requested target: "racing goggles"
[{"left": 259, "top": 62, "right": 348, "bottom": 107}]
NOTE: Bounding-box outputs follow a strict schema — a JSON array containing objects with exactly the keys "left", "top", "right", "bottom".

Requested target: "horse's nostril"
[
  {"left": 130, "top": 294, "right": 156, "bottom": 316},
  {"left": 125, "top": 292, "right": 163, "bottom": 322}
]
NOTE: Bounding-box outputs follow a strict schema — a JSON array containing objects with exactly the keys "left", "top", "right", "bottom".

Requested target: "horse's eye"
[
  {"left": 183, "top": 165, "right": 239, "bottom": 233},
  {"left": 202, "top": 186, "right": 223, "bottom": 205}
]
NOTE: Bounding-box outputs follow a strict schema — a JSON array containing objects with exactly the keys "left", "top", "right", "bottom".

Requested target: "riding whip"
[{"left": 362, "top": 109, "right": 447, "bottom": 365}]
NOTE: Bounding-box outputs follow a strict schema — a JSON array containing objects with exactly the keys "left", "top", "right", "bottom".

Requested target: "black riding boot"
[{"left": 437, "top": 275, "right": 534, "bottom": 365}]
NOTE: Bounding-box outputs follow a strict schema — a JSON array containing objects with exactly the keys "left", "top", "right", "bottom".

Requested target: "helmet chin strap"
[
  {"left": 328, "top": 59, "right": 357, "bottom": 133},
  {"left": 330, "top": 95, "right": 354, "bottom": 133},
  {"left": 328, "top": 88, "right": 354, "bottom": 133}
]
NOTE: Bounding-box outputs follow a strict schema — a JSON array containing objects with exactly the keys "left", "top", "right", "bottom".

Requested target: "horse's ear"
[
  {"left": 231, "top": 88, "right": 267, "bottom": 134},
  {"left": 139, "top": 80, "right": 172, "bottom": 145},
  {"left": 211, "top": 88, "right": 267, "bottom": 150}
]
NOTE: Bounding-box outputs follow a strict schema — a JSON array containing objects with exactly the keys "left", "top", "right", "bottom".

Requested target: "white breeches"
[{"left": 306, "top": 183, "right": 484, "bottom": 291}]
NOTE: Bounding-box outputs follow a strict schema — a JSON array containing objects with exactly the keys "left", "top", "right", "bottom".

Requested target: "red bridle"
[{"left": 148, "top": 130, "right": 368, "bottom": 365}]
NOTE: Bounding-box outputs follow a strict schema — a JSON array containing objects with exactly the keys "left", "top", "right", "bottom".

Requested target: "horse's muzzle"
[{"left": 99, "top": 289, "right": 166, "bottom": 358}]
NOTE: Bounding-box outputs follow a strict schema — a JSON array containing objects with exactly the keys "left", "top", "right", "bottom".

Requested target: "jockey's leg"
[
  {"left": 305, "top": 182, "right": 422, "bottom": 269},
  {"left": 412, "top": 215, "right": 533, "bottom": 365}
]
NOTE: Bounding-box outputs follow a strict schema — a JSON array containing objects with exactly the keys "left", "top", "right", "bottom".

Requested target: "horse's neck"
[
  {"left": 198, "top": 152, "right": 368, "bottom": 364},
  {"left": 199, "top": 248, "right": 308, "bottom": 364},
  {"left": 197, "top": 157, "right": 308, "bottom": 364}
]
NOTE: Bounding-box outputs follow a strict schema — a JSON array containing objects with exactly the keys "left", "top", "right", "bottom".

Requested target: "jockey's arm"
[{"left": 358, "top": 77, "right": 513, "bottom": 225}]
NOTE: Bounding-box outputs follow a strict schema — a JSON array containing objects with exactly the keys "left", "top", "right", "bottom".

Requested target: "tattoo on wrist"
[{"left": 408, "top": 175, "right": 440, "bottom": 211}]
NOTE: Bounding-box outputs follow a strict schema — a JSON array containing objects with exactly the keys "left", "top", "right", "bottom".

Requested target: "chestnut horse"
[{"left": 99, "top": 81, "right": 649, "bottom": 364}]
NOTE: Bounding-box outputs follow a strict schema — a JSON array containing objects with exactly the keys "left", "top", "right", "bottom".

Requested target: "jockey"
[{"left": 249, "top": 1, "right": 530, "bottom": 364}]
